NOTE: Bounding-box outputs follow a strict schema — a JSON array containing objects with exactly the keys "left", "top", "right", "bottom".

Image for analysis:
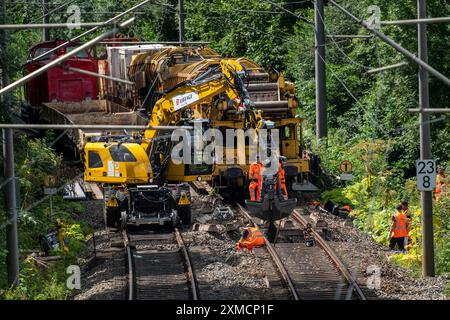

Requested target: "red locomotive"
[{"left": 21, "top": 39, "right": 99, "bottom": 122}]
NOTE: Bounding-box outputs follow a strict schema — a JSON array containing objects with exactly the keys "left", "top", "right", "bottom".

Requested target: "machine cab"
[{"left": 84, "top": 142, "right": 151, "bottom": 184}]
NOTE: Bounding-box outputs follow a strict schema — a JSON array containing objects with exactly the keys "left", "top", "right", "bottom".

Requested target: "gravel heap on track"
[{"left": 303, "top": 207, "right": 449, "bottom": 300}]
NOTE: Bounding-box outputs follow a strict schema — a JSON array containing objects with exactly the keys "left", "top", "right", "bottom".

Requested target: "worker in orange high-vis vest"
[
  {"left": 248, "top": 157, "right": 263, "bottom": 201},
  {"left": 401, "top": 201, "right": 412, "bottom": 251},
  {"left": 278, "top": 156, "right": 288, "bottom": 199},
  {"left": 434, "top": 167, "right": 447, "bottom": 202},
  {"left": 236, "top": 226, "right": 266, "bottom": 251},
  {"left": 249, "top": 180, "right": 258, "bottom": 201},
  {"left": 389, "top": 204, "right": 409, "bottom": 252}
]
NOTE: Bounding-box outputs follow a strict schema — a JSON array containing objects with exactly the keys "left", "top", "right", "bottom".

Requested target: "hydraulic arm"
[{"left": 84, "top": 58, "right": 262, "bottom": 185}]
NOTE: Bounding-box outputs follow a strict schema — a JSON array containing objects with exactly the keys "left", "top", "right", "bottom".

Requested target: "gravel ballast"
[
  {"left": 301, "top": 207, "right": 449, "bottom": 300},
  {"left": 73, "top": 200, "right": 127, "bottom": 300}
]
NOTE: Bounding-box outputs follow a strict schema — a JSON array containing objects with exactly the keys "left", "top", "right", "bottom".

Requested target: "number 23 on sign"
[{"left": 416, "top": 159, "right": 436, "bottom": 191}]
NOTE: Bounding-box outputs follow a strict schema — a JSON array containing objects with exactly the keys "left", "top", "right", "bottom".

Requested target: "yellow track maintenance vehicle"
[
  {"left": 84, "top": 58, "right": 262, "bottom": 228},
  {"left": 127, "top": 47, "right": 316, "bottom": 198},
  {"left": 210, "top": 66, "right": 316, "bottom": 197}
]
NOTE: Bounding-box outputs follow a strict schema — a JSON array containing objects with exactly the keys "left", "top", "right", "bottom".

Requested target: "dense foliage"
[
  {"left": 184, "top": 0, "right": 449, "bottom": 276},
  {"left": 0, "top": 134, "right": 91, "bottom": 299}
]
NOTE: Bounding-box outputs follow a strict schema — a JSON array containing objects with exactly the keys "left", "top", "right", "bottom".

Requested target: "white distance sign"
[{"left": 416, "top": 159, "right": 436, "bottom": 191}]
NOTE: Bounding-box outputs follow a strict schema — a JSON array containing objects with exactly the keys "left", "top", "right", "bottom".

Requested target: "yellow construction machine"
[
  {"left": 84, "top": 58, "right": 262, "bottom": 228},
  {"left": 129, "top": 47, "right": 315, "bottom": 196}
]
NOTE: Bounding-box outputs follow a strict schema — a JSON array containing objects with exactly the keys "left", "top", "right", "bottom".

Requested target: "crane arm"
[{"left": 141, "top": 59, "right": 262, "bottom": 151}]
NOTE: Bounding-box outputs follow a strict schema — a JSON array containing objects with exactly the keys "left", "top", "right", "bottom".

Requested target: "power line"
[
  {"left": 284, "top": 0, "right": 311, "bottom": 5},
  {"left": 316, "top": 4, "right": 372, "bottom": 70},
  {"left": 197, "top": 6, "right": 392, "bottom": 139},
  {"left": 29, "top": 0, "right": 78, "bottom": 25},
  {"left": 262, "top": 0, "right": 314, "bottom": 25},
  {"left": 328, "top": 0, "right": 450, "bottom": 87}
]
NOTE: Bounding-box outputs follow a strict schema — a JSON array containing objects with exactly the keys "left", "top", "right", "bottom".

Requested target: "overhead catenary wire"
[
  {"left": 381, "top": 17, "right": 450, "bottom": 26},
  {"left": 195, "top": 6, "right": 393, "bottom": 139},
  {"left": 328, "top": 0, "right": 450, "bottom": 87},
  {"left": 23, "top": 0, "right": 78, "bottom": 26},
  {"left": 28, "top": 0, "right": 154, "bottom": 63},
  {"left": 262, "top": 0, "right": 313, "bottom": 25},
  {"left": 315, "top": 5, "right": 372, "bottom": 70},
  {"left": 186, "top": 2, "right": 446, "bottom": 139}
]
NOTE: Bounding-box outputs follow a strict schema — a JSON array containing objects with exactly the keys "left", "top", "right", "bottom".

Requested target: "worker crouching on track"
[
  {"left": 401, "top": 201, "right": 412, "bottom": 252},
  {"left": 236, "top": 225, "right": 266, "bottom": 251},
  {"left": 389, "top": 205, "right": 409, "bottom": 252}
]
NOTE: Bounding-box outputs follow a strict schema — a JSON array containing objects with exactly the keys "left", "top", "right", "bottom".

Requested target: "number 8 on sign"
[{"left": 416, "top": 160, "right": 436, "bottom": 191}]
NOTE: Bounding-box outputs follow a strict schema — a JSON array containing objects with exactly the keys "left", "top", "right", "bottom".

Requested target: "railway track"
[
  {"left": 123, "top": 228, "right": 199, "bottom": 300},
  {"left": 235, "top": 203, "right": 367, "bottom": 300}
]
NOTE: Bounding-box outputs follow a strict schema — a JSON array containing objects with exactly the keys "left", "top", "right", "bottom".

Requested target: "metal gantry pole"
[
  {"left": 315, "top": 0, "right": 327, "bottom": 141},
  {"left": 178, "top": 0, "right": 185, "bottom": 44},
  {"left": 0, "top": 0, "right": 9, "bottom": 92},
  {"left": 42, "top": 0, "right": 49, "bottom": 41},
  {"left": 366, "top": 61, "right": 409, "bottom": 74},
  {"left": 3, "top": 129, "right": 20, "bottom": 287},
  {"left": 63, "top": 65, "right": 134, "bottom": 85},
  {"left": 0, "top": 23, "right": 108, "bottom": 30},
  {"left": 418, "top": 0, "right": 434, "bottom": 277},
  {"left": 381, "top": 16, "right": 450, "bottom": 26}
]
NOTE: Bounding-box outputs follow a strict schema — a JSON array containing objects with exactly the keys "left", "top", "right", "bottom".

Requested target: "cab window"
[
  {"left": 66, "top": 47, "right": 89, "bottom": 58},
  {"left": 88, "top": 151, "right": 103, "bottom": 168},
  {"left": 283, "top": 126, "right": 291, "bottom": 139},
  {"left": 109, "top": 145, "right": 137, "bottom": 162},
  {"left": 32, "top": 47, "right": 53, "bottom": 61}
]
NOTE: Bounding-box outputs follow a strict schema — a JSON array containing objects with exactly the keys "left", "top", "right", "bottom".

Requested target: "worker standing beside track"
[
  {"left": 434, "top": 167, "right": 448, "bottom": 202},
  {"left": 278, "top": 156, "right": 288, "bottom": 200},
  {"left": 249, "top": 156, "right": 263, "bottom": 201},
  {"left": 389, "top": 205, "right": 409, "bottom": 252}
]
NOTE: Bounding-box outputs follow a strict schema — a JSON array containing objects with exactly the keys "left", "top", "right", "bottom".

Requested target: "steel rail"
[
  {"left": 122, "top": 230, "right": 135, "bottom": 301},
  {"left": 174, "top": 228, "right": 199, "bottom": 300},
  {"left": 292, "top": 209, "right": 367, "bottom": 300},
  {"left": 235, "top": 203, "right": 300, "bottom": 300}
]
